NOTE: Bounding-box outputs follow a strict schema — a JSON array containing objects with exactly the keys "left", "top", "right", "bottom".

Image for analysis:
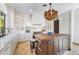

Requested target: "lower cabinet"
[
  {"left": 0, "top": 44, "right": 11, "bottom": 55},
  {"left": 0, "top": 39, "right": 17, "bottom": 55},
  {"left": 35, "top": 35, "right": 70, "bottom": 55}
]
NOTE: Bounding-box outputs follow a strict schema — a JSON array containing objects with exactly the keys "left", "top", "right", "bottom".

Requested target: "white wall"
[
  {"left": 72, "top": 8, "right": 79, "bottom": 43},
  {"left": 0, "top": 3, "right": 7, "bottom": 14},
  {"left": 7, "top": 7, "right": 15, "bottom": 29},
  {"left": 59, "top": 11, "right": 71, "bottom": 34},
  {"left": 32, "top": 11, "right": 45, "bottom": 25}
]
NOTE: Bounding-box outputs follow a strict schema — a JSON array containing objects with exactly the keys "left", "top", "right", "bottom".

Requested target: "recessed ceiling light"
[{"left": 29, "top": 9, "right": 32, "bottom": 12}]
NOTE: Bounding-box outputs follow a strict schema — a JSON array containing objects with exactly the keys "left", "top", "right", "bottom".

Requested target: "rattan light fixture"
[{"left": 44, "top": 3, "right": 58, "bottom": 21}]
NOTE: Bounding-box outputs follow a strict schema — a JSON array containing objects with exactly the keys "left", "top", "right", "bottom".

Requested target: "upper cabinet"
[{"left": 14, "top": 11, "right": 32, "bottom": 30}]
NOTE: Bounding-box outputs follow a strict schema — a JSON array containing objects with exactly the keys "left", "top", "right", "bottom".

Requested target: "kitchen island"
[{"left": 34, "top": 33, "right": 70, "bottom": 55}]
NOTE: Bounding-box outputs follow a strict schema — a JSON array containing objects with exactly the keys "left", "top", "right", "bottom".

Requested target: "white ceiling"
[{"left": 7, "top": 3, "right": 79, "bottom": 14}]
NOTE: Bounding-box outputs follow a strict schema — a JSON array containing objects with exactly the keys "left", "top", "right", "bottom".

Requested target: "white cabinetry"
[{"left": 0, "top": 34, "right": 17, "bottom": 55}]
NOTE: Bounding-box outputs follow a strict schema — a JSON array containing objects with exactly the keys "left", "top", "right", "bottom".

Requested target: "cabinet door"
[
  {"left": 48, "top": 40, "right": 54, "bottom": 55},
  {"left": 53, "top": 37, "right": 59, "bottom": 54},
  {"left": 63, "top": 36, "right": 70, "bottom": 51},
  {"left": 53, "top": 35, "right": 70, "bottom": 55},
  {"left": 58, "top": 36, "right": 63, "bottom": 54},
  {"left": 41, "top": 41, "right": 48, "bottom": 55}
]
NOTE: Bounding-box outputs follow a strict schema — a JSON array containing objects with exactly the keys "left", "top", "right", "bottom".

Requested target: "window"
[{"left": 0, "top": 11, "right": 5, "bottom": 36}]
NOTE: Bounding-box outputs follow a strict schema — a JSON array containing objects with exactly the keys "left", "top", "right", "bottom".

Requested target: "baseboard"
[{"left": 72, "top": 42, "right": 79, "bottom": 46}]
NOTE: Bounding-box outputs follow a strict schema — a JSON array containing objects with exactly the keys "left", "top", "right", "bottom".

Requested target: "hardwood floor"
[
  {"left": 14, "top": 41, "right": 35, "bottom": 55},
  {"left": 13, "top": 41, "right": 79, "bottom": 55}
]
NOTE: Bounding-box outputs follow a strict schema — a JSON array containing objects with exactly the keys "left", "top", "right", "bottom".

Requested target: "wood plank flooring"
[
  {"left": 13, "top": 41, "right": 79, "bottom": 55},
  {"left": 14, "top": 41, "right": 35, "bottom": 55}
]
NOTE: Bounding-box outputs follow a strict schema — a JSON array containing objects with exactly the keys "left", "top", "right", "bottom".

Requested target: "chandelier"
[{"left": 44, "top": 3, "right": 58, "bottom": 21}]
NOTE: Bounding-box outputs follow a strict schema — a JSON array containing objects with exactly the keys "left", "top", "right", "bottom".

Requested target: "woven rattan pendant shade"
[{"left": 44, "top": 3, "right": 58, "bottom": 21}]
